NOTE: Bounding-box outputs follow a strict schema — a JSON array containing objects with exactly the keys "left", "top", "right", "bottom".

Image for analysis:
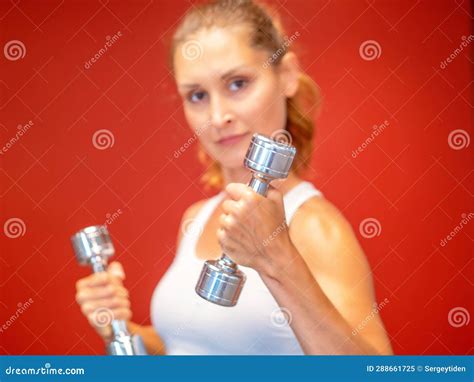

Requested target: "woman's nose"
[{"left": 209, "top": 95, "right": 233, "bottom": 128}]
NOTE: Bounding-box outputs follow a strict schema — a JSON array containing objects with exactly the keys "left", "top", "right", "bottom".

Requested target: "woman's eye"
[
  {"left": 229, "top": 79, "right": 247, "bottom": 92},
  {"left": 188, "top": 91, "right": 206, "bottom": 103}
]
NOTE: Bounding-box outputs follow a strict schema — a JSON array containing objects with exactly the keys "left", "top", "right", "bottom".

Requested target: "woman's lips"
[{"left": 216, "top": 132, "right": 250, "bottom": 146}]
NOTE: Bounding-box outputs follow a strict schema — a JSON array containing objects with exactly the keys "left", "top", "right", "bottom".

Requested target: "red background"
[{"left": 0, "top": 0, "right": 472, "bottom": 355}]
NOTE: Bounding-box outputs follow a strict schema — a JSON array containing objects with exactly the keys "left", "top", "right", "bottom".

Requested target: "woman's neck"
[{"left": 221, "top": 166, "right": 302, "bottom": 196}]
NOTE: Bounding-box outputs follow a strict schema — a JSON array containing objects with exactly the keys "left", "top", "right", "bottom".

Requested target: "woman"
[{"left": 75, "top": 0, "right": 393, "bottom": 355}]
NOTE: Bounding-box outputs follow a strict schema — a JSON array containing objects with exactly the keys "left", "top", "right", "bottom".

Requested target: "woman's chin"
[
  {"left": 210, "top": 144, "right": 247, "bottom": 165},
  {"left": 218, "top": 157, "right": 245, "bottom": 170}
]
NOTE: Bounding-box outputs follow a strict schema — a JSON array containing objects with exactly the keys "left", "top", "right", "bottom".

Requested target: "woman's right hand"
[{"left": 75, "top": 261, "right": 132, "bottom": 342}]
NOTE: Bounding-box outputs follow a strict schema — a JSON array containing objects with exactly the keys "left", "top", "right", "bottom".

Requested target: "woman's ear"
[{"left": 279, "top": 52, "right": 300, "bottom": 98}]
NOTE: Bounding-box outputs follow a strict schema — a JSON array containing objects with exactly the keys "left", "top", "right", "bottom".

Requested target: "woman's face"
[{"left": 174, "top": 25, "right": 299, "bottom": 170}]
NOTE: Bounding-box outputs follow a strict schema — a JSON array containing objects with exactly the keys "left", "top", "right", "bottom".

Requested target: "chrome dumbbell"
[
  {"left": 195, "top": 133, "right": 296, "bottom": 307},
  {"left": 71, "top": 225, "right": 147, "bottom": 355}
]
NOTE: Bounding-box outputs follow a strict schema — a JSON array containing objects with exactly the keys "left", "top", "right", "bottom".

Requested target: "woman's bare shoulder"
[
  {"left": 288, "top": 195, "right": 366, "bottom": 273},
  {"left": 290, "top": 195, "right": 353, "bottom": 244},
  {"left": 289, "top": 195, "right": 393, "bottom": 355}
]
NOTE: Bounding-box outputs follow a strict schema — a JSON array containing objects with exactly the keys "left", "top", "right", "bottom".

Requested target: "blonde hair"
[{"left": 170, "top": 0, "right": 322, "bottom": 189}]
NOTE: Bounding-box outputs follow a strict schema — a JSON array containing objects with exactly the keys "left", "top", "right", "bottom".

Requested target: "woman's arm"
[
  {"left": 218, "top": 183, "right": 393, "bottom": 355},
  {"left": 127, "top": 322, "right": 166, "bottom": 355},
  {"left": 268, "top": 197, "right": 393, "bottom": 355}
]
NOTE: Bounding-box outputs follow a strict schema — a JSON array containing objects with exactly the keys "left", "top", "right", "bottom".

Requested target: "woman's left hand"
[{"left": 218, "top": 183, "right": 298, "bottom": 278}]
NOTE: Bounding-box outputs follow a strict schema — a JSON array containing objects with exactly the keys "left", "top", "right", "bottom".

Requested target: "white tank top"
[{"left": 150, "top": 181, "right": 323, "bottom": 355}]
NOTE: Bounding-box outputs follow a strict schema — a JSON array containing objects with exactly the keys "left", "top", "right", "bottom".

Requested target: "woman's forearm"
[
  {"left": 127, "top": 322, "right": 166, "bottom": 355},
  {"left": 260, "top": 247, "right": 379, "bottom": 355}
]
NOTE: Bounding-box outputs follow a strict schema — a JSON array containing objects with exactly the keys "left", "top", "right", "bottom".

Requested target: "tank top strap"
[
  {"left": 176, "top": 182, "right": 322, "bottom": 259},
  {"left": 194, "top": 192, "right": 225, "bottom": 228},
  {"left": 283, "top": 181, "right": 323, "bottom": 225},
  {"left": 176, "top": 192, "right": 225, "bottom": 260}
]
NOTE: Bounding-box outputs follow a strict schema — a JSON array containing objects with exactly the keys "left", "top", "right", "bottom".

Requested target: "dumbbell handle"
[
  {"left": 89, "top": 255, "right": 131, "bottom": 339},
  {"left": 219, "top": 174, "right": 271, "bottom": 268}
]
